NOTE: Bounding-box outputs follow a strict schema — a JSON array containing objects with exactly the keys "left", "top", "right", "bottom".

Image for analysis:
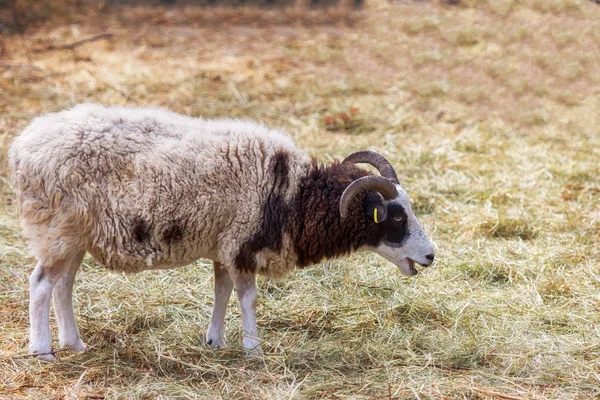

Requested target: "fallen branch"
[
  {"left": 35, "top": 33, "right": 114, "bottom": 52},
  {"left": 471, "top": 387, "right": 526, "bottom": 400},
  {"left": 11, "top": 348, "right": 70, "bottom": 359},
  {"left": 0, "top": 63, "right": 43, "bottom": 71}
]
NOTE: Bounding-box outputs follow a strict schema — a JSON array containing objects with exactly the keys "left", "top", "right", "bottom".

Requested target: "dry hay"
[{"left": 0, "top": 0, "right": 599, "bottom": 398}]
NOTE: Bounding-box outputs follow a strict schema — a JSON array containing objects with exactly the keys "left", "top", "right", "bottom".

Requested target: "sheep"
[{"left": 9, "top": 103, "right": 435, "bottom": 360}]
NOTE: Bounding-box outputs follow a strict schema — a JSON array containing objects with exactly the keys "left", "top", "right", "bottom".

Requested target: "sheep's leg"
[
  {"left": 52, "top": 251, "right": 86, "bottom": 353},
  {"left": 234, "top": 272, "right": 263, "bottom": 356},
  {"left": 29, "top": 258, "right": 71, "bottom": 361},
  {"left": 206, "top": 261, "right": 233, "bottom": 349}
]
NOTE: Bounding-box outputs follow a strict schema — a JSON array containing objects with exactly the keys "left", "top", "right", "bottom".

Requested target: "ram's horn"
[
  {"left": 343, "top": 150, "right": 399, "bottom": 183},
  {"left": 339, "top": 176, "right": 398, "bottom": 218}
]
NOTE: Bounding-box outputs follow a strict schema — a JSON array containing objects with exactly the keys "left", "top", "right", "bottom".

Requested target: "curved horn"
[
  {"left": 339, "top": 176, "right": 398, "bottom": 219},
  {"left": 343, "top": 150, "right": 399, "bottom": 183}
]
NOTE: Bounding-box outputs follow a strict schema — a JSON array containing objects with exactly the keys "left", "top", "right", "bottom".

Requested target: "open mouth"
[
  {"left": 406, "top": 258, "right": 417, "bottom": 275},
  {"left": 400, "top": 257, "right": 418, "bottom": 276}
]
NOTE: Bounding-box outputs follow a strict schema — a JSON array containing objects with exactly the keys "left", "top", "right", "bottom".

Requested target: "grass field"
[{"left": 1, "top": 0, "right": 599, "bottom": 398}]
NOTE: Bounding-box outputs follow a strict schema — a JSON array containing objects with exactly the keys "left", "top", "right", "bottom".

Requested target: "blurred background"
[
  {"left": 2, "top": 0, "right": 598, "bottom": 134},
  {"left": 0, "top": 0, "right": 599, "bottom": 399}
]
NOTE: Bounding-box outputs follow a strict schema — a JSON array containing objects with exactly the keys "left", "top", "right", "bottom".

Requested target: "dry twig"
[
  {"left": 34, "top": 33, "right": 113, "bottom": 52},
  {"left": 471, "top": 387, "right": 526, "bottom": 400}
]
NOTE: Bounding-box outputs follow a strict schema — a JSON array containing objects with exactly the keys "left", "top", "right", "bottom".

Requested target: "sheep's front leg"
[
  {"left": 233, "top": 272, "right": 262, "bottom": 356},
  {"left": 206, "top": 262, "right": 233, "bottom": 349},
  {"left": 29, "top": 258, "right": 70, "bottom": 361}
]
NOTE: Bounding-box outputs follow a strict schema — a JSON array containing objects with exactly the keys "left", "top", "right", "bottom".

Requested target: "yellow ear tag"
[{"left": 374, "top": 208, "right": 379, "bottom": 224}]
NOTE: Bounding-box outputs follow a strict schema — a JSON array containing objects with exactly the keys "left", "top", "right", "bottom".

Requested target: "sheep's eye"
[{"left": 393, "top": 216, "right": 404, "bottom": 222}]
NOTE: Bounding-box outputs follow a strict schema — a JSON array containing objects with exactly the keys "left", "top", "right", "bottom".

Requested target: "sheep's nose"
[{"left": 424, "top": 253, "right": 435, "bottom": 266}]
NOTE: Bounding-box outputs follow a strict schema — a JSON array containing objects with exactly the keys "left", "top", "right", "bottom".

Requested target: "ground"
[{"left": 0, "top": 0, "right": 599, "bottom": 398}]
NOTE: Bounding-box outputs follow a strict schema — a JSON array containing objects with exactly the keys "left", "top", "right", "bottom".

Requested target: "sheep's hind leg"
[
  {"left": 52, "top": 250, "right": 87, "bottom": 353},
  {"left": 206, "top": 261, "right": 233, "bottom": 349},
  {"left": 233, "top": 272, "right": 263, "bottom": 357},
  {"left": 29, "top": 256, "right": 75, "bottom": 361}
]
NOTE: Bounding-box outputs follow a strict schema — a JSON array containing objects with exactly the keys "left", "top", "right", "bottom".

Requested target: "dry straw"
[{"left": 0, "top": 0, "right": 599, "bottom": 398}]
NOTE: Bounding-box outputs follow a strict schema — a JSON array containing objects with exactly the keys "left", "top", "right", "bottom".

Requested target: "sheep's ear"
[{"left": 366, "top": 202, "right": 387, "bottom": 223}]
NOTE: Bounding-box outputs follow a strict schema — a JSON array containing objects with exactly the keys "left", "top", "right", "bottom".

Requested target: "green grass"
[{"left": 1, "top": 0, "right": 600, "bottom": 398}]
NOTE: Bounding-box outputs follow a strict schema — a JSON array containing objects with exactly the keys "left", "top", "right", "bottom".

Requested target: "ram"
[{"left": 9, "top": 103, "right": 435, "bottom": 360}]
